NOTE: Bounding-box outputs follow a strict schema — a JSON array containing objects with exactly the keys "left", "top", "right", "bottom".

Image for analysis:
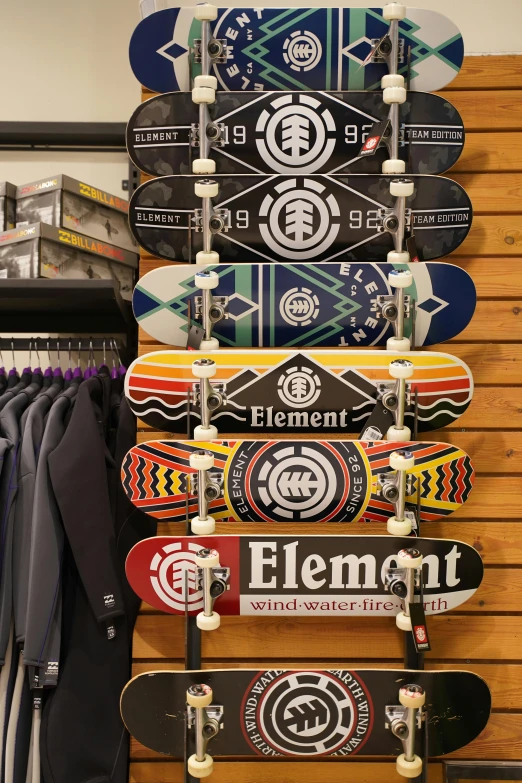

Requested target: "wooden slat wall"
[{"left": 132, "top": 56, "right": 522, "bottom": 782}]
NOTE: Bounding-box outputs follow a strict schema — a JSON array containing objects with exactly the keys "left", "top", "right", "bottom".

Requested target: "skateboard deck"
[
  {"left": 121, "top": 668, "right": 490, "bottom": 758},
  {"left": 133, "top": 262, "right": 476, "bottom": 348},
  {"left": 128, "top": 90, "right": 465, "bottom": 177},
  {"left": 129, "top": 7, "right": 465, "bottom": 94},
  {"left": 129, "top": 174, "right": 472, "bottom": 263},
  {"left": 126, "top": 534, "right": 483, "bottom": 617},
  {"left": 121, "top": 440, "right": 474, "bottom": 524},
  {"left": 125, "top": 349, "right": 474, "bottom": 434}
]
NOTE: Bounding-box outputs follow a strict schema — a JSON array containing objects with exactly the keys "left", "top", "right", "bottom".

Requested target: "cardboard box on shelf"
[{"left": 0, "top": 183, "right": 16, "bottom": 232}]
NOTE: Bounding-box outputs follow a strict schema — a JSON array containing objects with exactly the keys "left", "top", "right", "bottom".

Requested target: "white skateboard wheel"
[
  {"left": 388, "top": 250, "right": 410, "bottom": 264},
  {"left": 397, "top": 548, "right": 423, "bottom": 569},
  {"left": 191, "top": 515, "right": 216, "bottom": 535},
  {"left": 399, "top": 684, "right": 426, "bottom": 709},
  {"left": 196, "top": 270, "right": 219, "bottom": 290},
  {"left": 187, "top": 684, "right": 213, "bottom": 707},
  {"left": 387, "top": 336, "right": 411, "bottom": 353},
  {"left": 194, "top": 2, "right": 218, "bottom": 20},
  {"left": 388, "top": 269, "right": 413, "bottom": 289},
  {"left": 190, "top": 451, "right": 214, "bottom": 471},
  {"left": 200, "top": 337, "right": 220, "bottom": 351},
  {"left": 195, "top": 548, "right": 220, "bottom": 568},
  {"left": 383, "top": 86, "right": 406, "bottom": 105},
  {"left": 381, "top": 74, "right": 405, "bottom": 89},
  {"left": 382, "top": 158, "right": 406, "bottom": 175},
  {"left": 390, "top": 450, "right": 414, "bottom": 471},
  {"left": 383, "top": 2, "right": 406, "bottom": 21},
  {"left": 192, "top": 86, "right": 215, "bottom": 105},
  {"left": 396, "top": 754, "right": 423, "bottom": 779},
  {"left": 390, "top": 178, "right": 414, "bottom": 198},
  {"left": 387, "top": 516, "right": 412, "bottom": 536},
  {"left": 197, "top": 611, "right": 221, "bottom": 631},
  {"left": 194, "top": 74, "right": 218, "bottom": 90},
  {"left": 188, "top": 754, "right": 214, "bottom": 779},
  {"left": 389, "top": 359, "right": 414, "bottom": 379},
  {"left": 193, "top": 158, "right": 216, "bottom": 175},
  {"left": 396, "top": 610, "right": 412, "bottom": 632},
  {"left": 386, "top": 424, "right": 412, "bottom": 442},
  {"left": 196, "top": 250, "right": 220, "bottom": 265},
  {"left": 194, "top": 180, "right": 219, "bottom": 198},
  {"left": 194, "top": 424, "right": 218, "bottom": 441},
  {"left": 192, "top": 359, "right": 216, "bottom": 379}
]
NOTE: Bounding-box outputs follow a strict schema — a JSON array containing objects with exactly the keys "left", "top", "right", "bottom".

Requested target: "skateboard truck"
[
  {"left": 194, "top": 547, "right": 230, "bottom": 630},
  {"left": 191, "top": 358, "right": 226, "bottom": 440},
  {"left": 386, "top": 547, "right": 423, "bottom": 632},
  {"left": 378, "top": 359, "right": 413, "bottom": 441},
  {"left": 186, "top": 683, "right": 224, "bottom": 778},
  {"left": 373, "top": 268, "right": 413, "bottom": 352},
  {"left": 380, "top": 178, "right": 413, "bottom": 257},
  {"left": 189, "top": 450, "right": 222, "bottom": 535},
  {"left": 194, "top": 270, "right": 229, "bottom": 351},
  {"left": 386, "top": 683, "right": 425, "bottom": 778},
  {"left": 193, "top": 179, "right": 228, "bottom": 265},
  {"left": 377, "top": 449, "right": 415, "bottom": 536}
]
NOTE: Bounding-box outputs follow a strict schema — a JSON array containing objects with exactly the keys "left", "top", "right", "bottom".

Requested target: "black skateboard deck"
[
  {"left": 128, "top": 90, "right": 464, "bottom": 177},
  {"left": 121, "top": 668, "right": 490, "bottom": 758},
  {"left": 129, "top": 174, "right": 472, "bottom": 263}
]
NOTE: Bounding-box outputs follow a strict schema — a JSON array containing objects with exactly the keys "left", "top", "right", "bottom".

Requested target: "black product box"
[
  {"left": 0, "top": 222, "right": 137, "bottom": 300},
  {"left": 16, "top": 174, "right": 137, "bottom": 253},
  {"left": 0, "top": 183, "right": 16, "bottom": 232}
]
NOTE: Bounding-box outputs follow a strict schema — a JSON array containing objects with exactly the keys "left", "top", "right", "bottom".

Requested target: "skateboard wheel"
[
  {"left": 389, "top": 178, "right": 414, "bottom": 198},
  {"left": 190, "top": 451, "right": 215, "bottom": 471},
  {"left": 396, "top": 754, "right": 423, "bottom": 779},
  {"left": 383, "top": 2, "right": 406, "bottom": 21},
  {"left": 187, "top": 683, "right": 213, "bottom": 707},
  {"left": 194, "top": 3, "right": 218, "bottom": 21},
  {"left": 194, "top": 180, "right": 219, "bottom": 198},
  {"left": 388, "top": 269, "right": 413, "bottom": 289},
  {"left": 200, "top": 337, "right": 220, "bottom": 351},
  {"left": 397, "top": 548, "right": 423, "bottom": 569},
  {"left": 197, "top": 610, "right": 221, "bottom": 631},
  {"left": 196, "top": 250, "right": 220, "bottom": 265},
  {"left": 387, "top": 336, "right": 411, "bottom": 353},
  {"left": 388, "top": 250, "right": 410, "bottom": 264},
  {"left": 191, "top": 515, "right": 216, "bottom": 535},
  {"left": 196, "top": 270, "right": 219, "bottom": 290},
  {"left": 192, "top": 359, "right": 216, "bottom": 379},
  {"left": 194, "top": 74, "right": 218, "bottom": 90},
  {"left": 382, "top": 158, "right": 406, "bottom": 175},
  {"left": 194, "top": 424, "right": 218, "bottom": 441},
  {"left": 399, "top": 684, "right": 426, "bottom": 709},
  {"left": 193, "top": 158, "right": 216, "bottom": 175},
  {"left": 192, "top": 86, "right": 216, "bottom": 105},
  {"left": 389, "top": 359, "right": 414, "bottom": 379},
  {"left": 195, "top": 548, "right": 220, "bottom": 568},
  {"left": 387, "top": 515, "right": 412, "bottom": 536},
  {"left": 390, "top": 449, "right": 414, "bottom": 471},
  {"left": 386, "top": 424, "right": 412, "bottom": 442},
  {"left": 188, "top": 754, "right": 214, "bottom": 779},
  {"left": 381, "top": 74, "right": 405, "bottom": 89},
  {"left": 396, "top": 610, "right": 413, "bottom": 632},
  {"left": 383, "top": 86, "right": 406, "bottom": 105}
]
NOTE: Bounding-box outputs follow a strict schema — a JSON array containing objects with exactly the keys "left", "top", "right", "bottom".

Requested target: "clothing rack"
[{"left": 0, "top": 337, "right": 131, "bottom": 369}]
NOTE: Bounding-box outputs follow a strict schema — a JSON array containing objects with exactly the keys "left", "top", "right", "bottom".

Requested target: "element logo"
[
  {"left": 280, "top": 287, "right": 320, "bottom": 327},
  {"left": 283, "top": 31, "right": 322, "bottom": 72},
  {"left": 148, "top": 542, "right": 203, "bottom": 612},
  {"left": 255, "top": 95, "right": 336, "bottom": 173},
  {"left": 277, "top": 365, "right": 321, "bottom": 408},
  {"left": 241, "top": 670, "right": 372, "bottom": 756},
  {"left": 259, "top": 178, "right": 340, "bottom": 260}
]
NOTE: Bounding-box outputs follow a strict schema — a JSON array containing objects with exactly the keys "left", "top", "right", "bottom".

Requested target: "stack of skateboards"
[{"left": 120, "top": 3, "right": 491, "bottom": 779}]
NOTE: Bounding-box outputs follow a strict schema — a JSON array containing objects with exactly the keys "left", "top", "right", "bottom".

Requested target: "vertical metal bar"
[{"left": 396, "top": 285, "right": 405, "bottom": 342}]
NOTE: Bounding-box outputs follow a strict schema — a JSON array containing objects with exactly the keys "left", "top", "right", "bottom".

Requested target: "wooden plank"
[
  {"left": 443, "top": 55, "right": 522, "bottom": 91},
  {"left": 453, "top": 173, "right": 522, "bottom": 214},
  {"left": 456, "top": 216, "right": 522, "bottom": 256},
  {"left": 453, "top": 133, "right": 522, "bottom": 174},
  {"left": 441, "top": 91, "right": 522, "bottom": 130},
  {"left": 133, "top": 614, "right": 522, "bottom": 661}
]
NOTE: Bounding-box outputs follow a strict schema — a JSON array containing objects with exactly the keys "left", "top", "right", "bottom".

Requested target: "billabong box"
[
  {"left": 16, "top": 174, "right": 137, "bottom": 253},
  {"left": 0, "top": 183, "right": 16, "bottom": 232},
  {"left": 0, "top": 222, "right": 137, "bottom": 300}
]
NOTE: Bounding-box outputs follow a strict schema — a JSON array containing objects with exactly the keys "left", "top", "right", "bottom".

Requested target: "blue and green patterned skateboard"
[
  {"left": 133, "top": 262, "right": 476, "bottom": 348},
  {"left": 130, "top": 6, "right": 464, "bottom": 94}
]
